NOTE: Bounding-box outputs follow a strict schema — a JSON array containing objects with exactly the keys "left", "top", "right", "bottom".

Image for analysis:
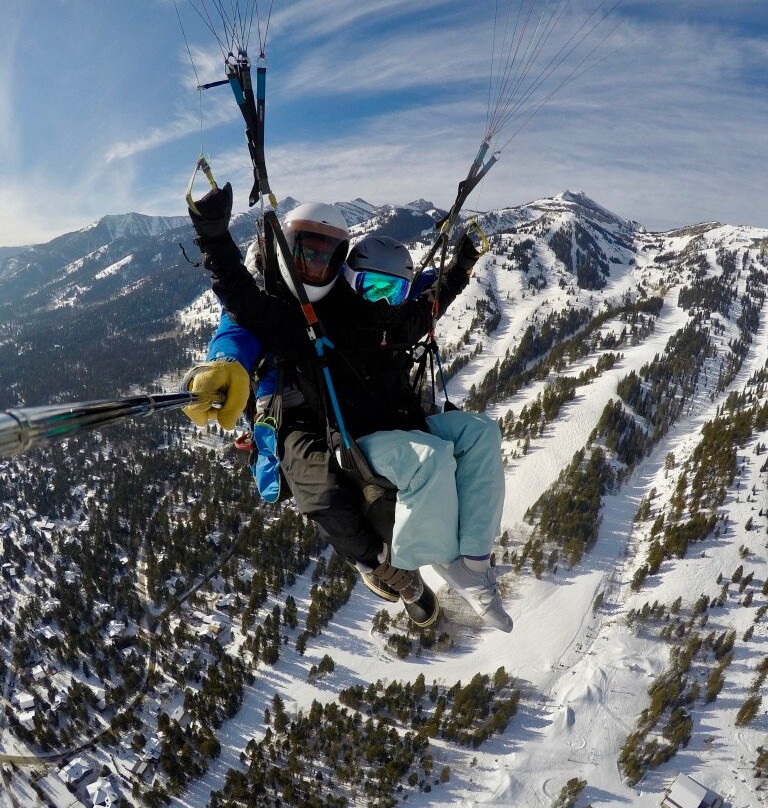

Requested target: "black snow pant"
[{"left": 278, "top": 406, "right": 386, "bottom": 568}]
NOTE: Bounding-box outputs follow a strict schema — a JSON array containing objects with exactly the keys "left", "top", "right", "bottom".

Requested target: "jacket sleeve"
[
  {"left": 365, "top": 237, "right": 478, "bottom": 344},
  {"left": 198, "top": 233, "right": 310, "bottom": 364},
  {"left": 207, "top": 310, "right": 264, "bottom": 369}
]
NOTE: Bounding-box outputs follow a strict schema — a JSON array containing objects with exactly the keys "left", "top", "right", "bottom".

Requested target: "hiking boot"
[
  {"left": 370, "top": 559, "right": 424, "bottom": 604},
  {"left": 356, "top": 564, "right": 400, "bottom": 603},
  {"left": 402, "top": 574, "right": 440, "bottom": 628},
  {"left": 433, "top": 559, "right": 513, "bottom": 632}
]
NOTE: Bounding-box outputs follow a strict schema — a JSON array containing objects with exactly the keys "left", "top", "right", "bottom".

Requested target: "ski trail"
[
  {"left": 499, "top": 286, "right": 689, "bottom": 526},
  {"left": 492, "top": 268, "right": 768, "bottom": 806}
]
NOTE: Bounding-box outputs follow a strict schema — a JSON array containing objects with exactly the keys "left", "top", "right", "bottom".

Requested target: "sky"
[{"left": 3, "top": 0, "right": 768, "bottom": 247}]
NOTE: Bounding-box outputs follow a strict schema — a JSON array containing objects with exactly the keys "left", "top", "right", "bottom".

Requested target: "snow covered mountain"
[
  {"left": 1, "top": 193, "right": 767, "bottom": 808},
  {"left": 0, "top": 212, "right": 188, "bottom": 291},
  {"left": 0, "top": 199, "right": 443, "bottom": 406}
]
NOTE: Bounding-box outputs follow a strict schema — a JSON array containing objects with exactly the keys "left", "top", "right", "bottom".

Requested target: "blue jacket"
[{"left": 207, "top": 311, "right": 277, "bottom": 398}]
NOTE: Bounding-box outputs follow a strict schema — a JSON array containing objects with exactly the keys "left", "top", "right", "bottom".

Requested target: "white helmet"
[{"left": 277, "top": 202, "right": 350, "bottom": 302}]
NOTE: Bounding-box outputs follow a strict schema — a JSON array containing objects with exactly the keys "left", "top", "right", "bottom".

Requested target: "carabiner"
[
  {"left": 185, "top": 156, "right": 218, "bottom": 216},
  {"left": 466, "top": 216, "right": 490, "bottom": 257}
]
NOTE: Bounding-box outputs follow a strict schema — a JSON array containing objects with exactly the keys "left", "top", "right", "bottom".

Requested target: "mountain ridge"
[{"left": 1, "top": 188, "right": 766, "bottom": 408}]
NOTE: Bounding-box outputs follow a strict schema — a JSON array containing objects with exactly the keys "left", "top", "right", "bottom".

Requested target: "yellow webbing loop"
[
  {"left": 466, "top": 216, "right": 490, "bottom": 258},
  {"left": 186, "top": 156, "right": 219, "bottom": 216}
]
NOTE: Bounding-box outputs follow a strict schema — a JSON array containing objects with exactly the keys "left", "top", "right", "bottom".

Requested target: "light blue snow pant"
[{"left": 357, "top": 410, "right": 504, "bottom": 569}]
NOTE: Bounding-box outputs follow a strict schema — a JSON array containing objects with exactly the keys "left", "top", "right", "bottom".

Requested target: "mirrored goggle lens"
[
  {"left": 355, "top": 271, "right": 411, "bottom": 305},
  {"left": 294, "top": 234, "right": 344, "bottom": 284}
]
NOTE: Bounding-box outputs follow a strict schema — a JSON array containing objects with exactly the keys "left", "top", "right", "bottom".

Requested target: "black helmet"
[{"left": 344, "top": 235, "right": 414, "bottom": 306}]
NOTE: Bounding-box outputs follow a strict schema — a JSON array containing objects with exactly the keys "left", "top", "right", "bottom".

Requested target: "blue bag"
[{"left": 249, "top": 416, "right": 283, "bottom": 503}]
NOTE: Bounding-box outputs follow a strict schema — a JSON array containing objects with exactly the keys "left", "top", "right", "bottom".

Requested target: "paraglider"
[{"left": 171, "top": 0, "right": 627, "bottom": 632}]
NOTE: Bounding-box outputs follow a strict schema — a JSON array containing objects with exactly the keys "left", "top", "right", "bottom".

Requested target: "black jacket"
[{"left": 200, "top": 232, "right": 476, "bottom": 438}]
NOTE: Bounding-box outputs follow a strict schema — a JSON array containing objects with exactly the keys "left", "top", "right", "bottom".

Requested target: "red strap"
[
  {"left": 234, "top": 432, "right": 255, "bottom": 451},
  {"left": 301, "top": 302, "right": 318, "bottom": 325}
]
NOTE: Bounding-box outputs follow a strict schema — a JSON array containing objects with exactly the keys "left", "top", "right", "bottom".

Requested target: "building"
[
  {"left": 197, "top": 614, "right": 230, "bottom": 643},
  {"left": 17, "top": 709, "right": 36, "bottom": 731},
  {"left": 142, "top": 735, "right": 162, "bottom": 762},
  {"left": 661, "top": 773, "right": 724, "bottom": 808},
  {"left": 58, "top": 756, "right": 92, "bottom": 785},
  {"left": 12, "top": 691, "right": 35, "bottom": 711},
  {"left": 130, "top": 757, "right": 149, "bottom": 778},
  {"left": 107, "top": 619, "right": 126, "bottom": 639},
  {"left": 215, "top": 593, "right": 237, "bottom": 610},
  {"left": 86, "top": 776, "right": 118, "bottom": 807},
  {"left": 1, "top": 562, "right": 18, "bottom": 580},
  {"left": 170, "top": 705, "right": 188, "bottom": 725}
]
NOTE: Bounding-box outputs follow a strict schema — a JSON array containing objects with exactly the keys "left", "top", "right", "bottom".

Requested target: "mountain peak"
[
  {"left": 523, "top": 190, "right": 634, "bottom": 233},
  {"left": 93, "top": 212, "right": 188, "bottom": 241},
  {"left": 405, "top": 199, "right": 438, "bottom": 213},
  {"left": 557, "top": 190, "right": 622, "bottom": 218}
]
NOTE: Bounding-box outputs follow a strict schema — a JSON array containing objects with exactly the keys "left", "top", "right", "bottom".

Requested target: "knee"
[
  {"left": 477, "top": 413, "right": 502, "bottom": 450},
  {"left": 425, "top": 437, "right": 456, "bottom": 469},
  {"left": 408, "top": 440, "right": 456, "bottom": 492},
  {"left": 461, "top": 413, "right": 502, "bottom": 455}
]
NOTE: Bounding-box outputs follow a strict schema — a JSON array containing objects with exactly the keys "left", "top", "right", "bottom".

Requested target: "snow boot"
[
  {"left": 369, "top": 558, "right": 424, "bottom": 604},
  {"left": 402, "top": 573, "right": 440, "bottom": 628},
  {"left": 433, "top": 558, "right": 513, "bottom": 632},
  {"left": 356, "top": 564, "right": 400, "bottom": 603}
]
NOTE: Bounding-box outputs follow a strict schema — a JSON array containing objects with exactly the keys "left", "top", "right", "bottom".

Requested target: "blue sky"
[{"left": 3, "top": 1, "right": 768, "bottom": 246}]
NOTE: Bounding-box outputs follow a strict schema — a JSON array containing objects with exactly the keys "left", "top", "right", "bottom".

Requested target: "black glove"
[
  {"left": 189, "top": 182, "right": 233, "bottom": 240},
  {"left": 452, "top": 232, "right": 481, "bottom": 276}
]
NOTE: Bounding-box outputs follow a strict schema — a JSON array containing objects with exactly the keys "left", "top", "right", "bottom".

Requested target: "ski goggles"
[
  {"left": 292, "top": 233, "right": 347, "bottom": 285},
  {"left": 355, "top": 270, "right": 411, "bottom": 306},
  {"left": 287, "top": 219, "right": 348, "bottom": 285}
]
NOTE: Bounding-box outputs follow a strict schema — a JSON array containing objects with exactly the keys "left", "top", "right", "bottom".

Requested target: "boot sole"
[{"left": 359, "top": 570, "right": 400, "bottom": 603}]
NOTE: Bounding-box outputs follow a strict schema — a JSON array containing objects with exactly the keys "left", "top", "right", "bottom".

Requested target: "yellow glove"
[{"left": 182, "top": 360, "right": 250, "bottom": 431}]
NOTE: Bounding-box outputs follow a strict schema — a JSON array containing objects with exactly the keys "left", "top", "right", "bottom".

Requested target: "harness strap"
[
  {"left": 411, "top": 337, "right": 455, "bottom": 413},
  {"left": 226, "top": 53, "right": 277, "bottom": 209},
  {"left": 262, "top": 211, "right": 362, "bottom": 458}
]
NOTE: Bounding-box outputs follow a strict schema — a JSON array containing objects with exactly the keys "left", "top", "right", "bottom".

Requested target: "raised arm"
[
  {"left": 366, "top": 232, "right": 480, "bottom": 344},
  {"left": 189, "top": 184, "right": 310, "bottom": 365}
]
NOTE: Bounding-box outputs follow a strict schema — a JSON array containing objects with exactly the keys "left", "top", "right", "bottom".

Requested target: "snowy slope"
[
  {"left": 163, "top": 195, "right": 768, "bottom": 807},
  {"left": 2, "top": 192, "right": 768, "bottom": 808}
]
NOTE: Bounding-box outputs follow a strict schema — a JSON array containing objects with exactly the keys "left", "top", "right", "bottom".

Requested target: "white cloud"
[
  {"left": 268, "top": 0, "right": 452, "bottom": 45},
  {"left": 4, "top": 2, "right": 768, "bottom": 245},
  {"left": 104, "top": 102, "right": 235, "bottom": 163},
  {"left": 278, "top": 27, "right": 484, "bottom": 98}
]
